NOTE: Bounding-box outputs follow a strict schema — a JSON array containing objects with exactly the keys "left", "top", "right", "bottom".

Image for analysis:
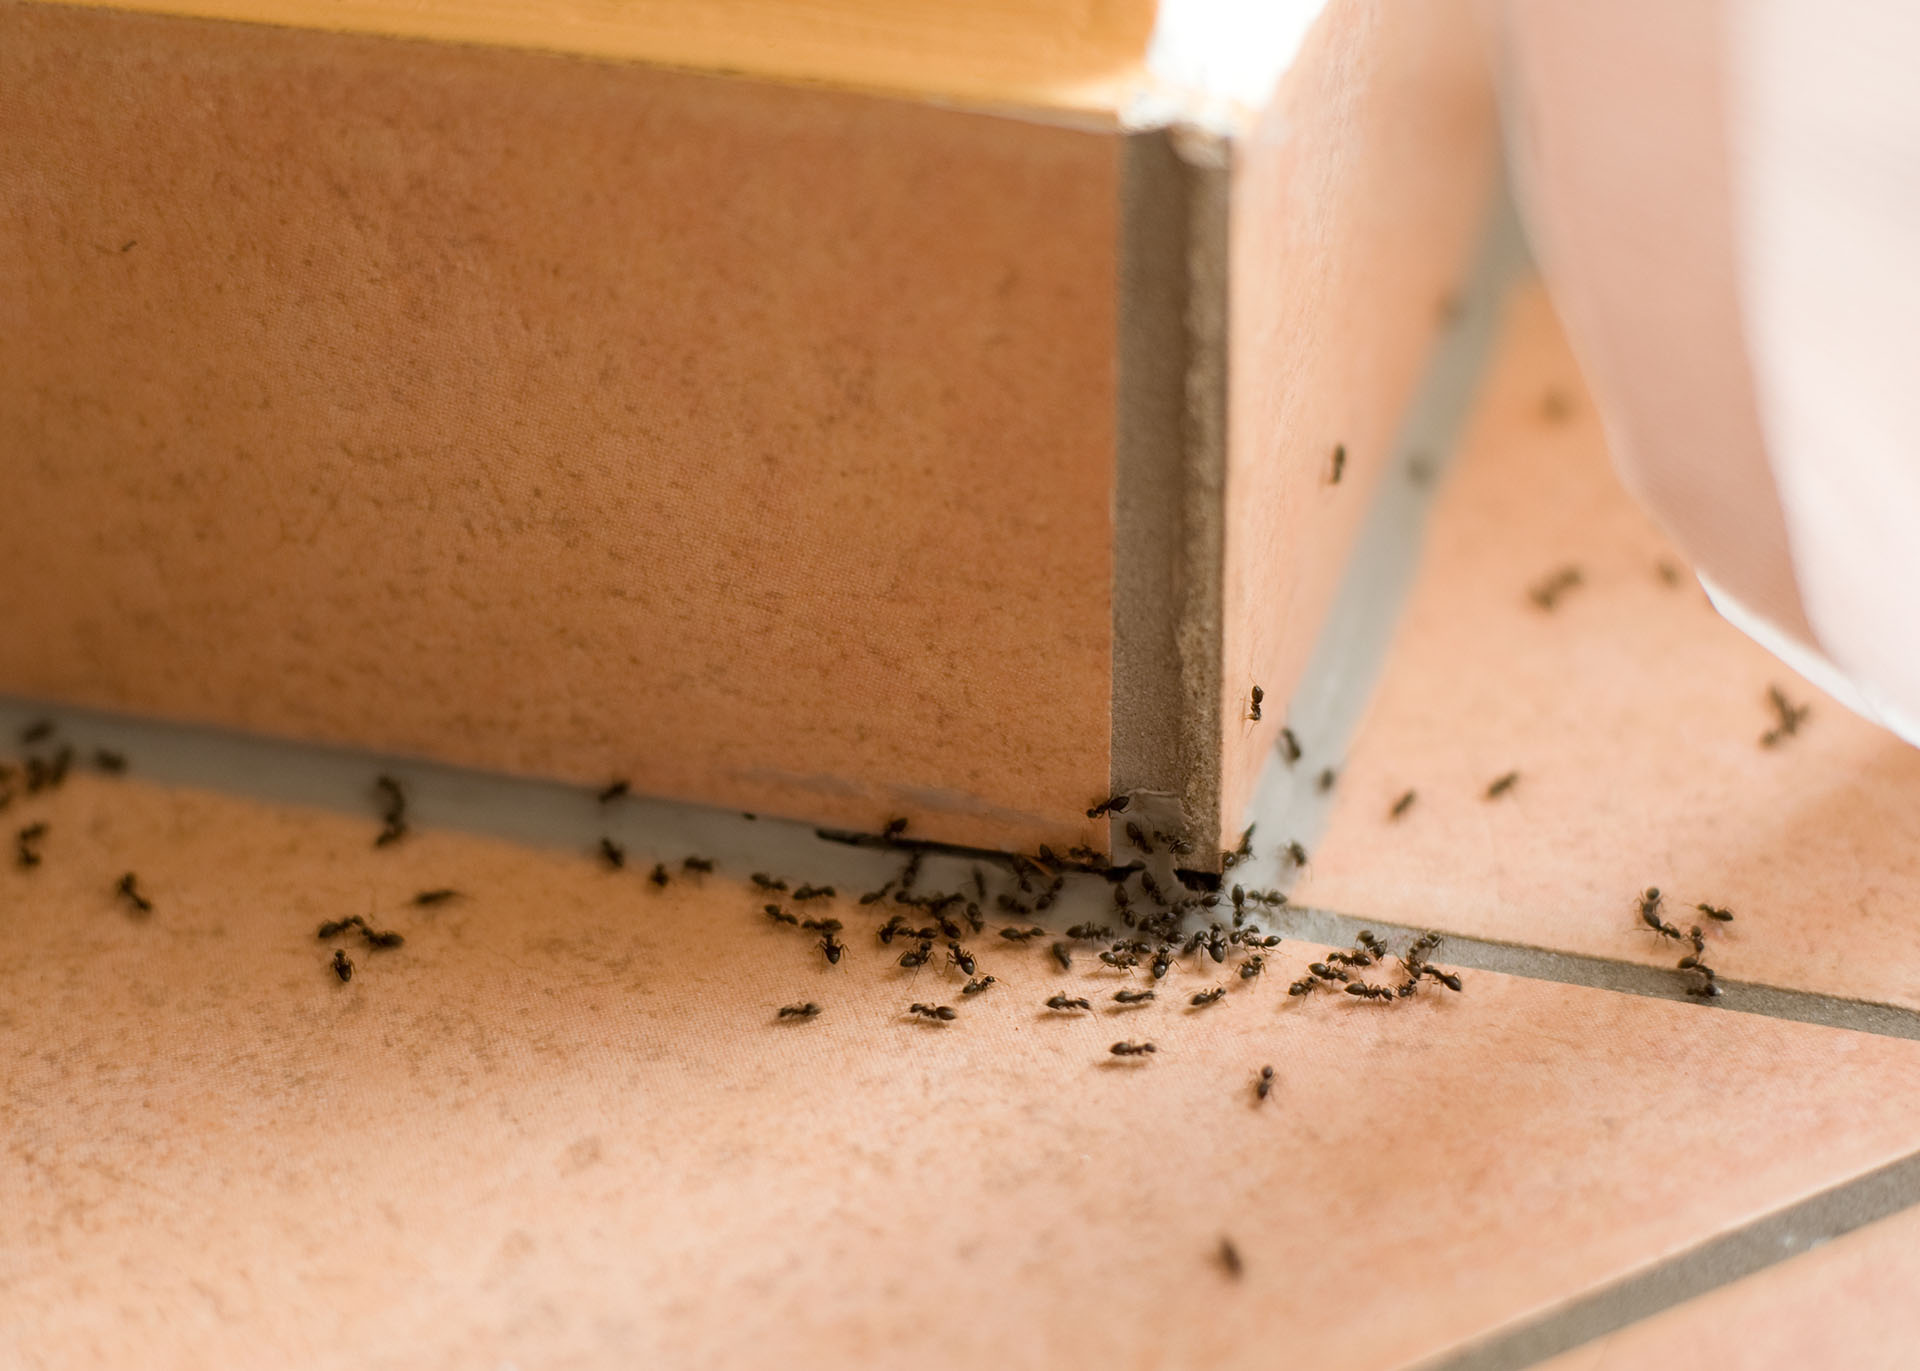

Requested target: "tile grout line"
[
  {"left": 1284, "top": 902, "right": 1920, "bottom": 1043},
  {"left": 1411, "top": 1147, "right": 1920, "bottom": 1371}
]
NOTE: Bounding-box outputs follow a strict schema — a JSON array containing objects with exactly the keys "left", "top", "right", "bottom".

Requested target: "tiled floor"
[{"left": 6, "top": 284, "right": 1918, "bottom": 1369}]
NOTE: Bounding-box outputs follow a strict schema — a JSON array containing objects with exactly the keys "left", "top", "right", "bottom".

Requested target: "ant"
[
  {"left": 1326, "top": 950, "right": 1372, "bottom": 968},
  {"left": 1189, "top": 988, "right": 1225, "bottom": 1008},
  {"left": 1761, "top": 685, "right": 1810, "bottom": 747},
  {"left": 648, "top": 863, "right": 671, "bottom": 888},
  {"left": 1345, "top": 983, "right": 1394, "bottom": 1001},
  {"left": 792, "top": 884, "right": 835, "bottom": 902},
  {"left": 1287, "top": 978, "right": 1317, "bottom": 997},
  {"left": 1100, "top": 949, "right": 1140, "bottom": 973},
  {"left": 898, "top": 941, "right": 934, "bottom": 969},
  {"left": 778, "top": 1003, "right": 821, "bottom": 1020},
  {"left": 331, "top": 949, "right": 354, "bottom": 983},
  {"left": 1422, "top": 967, "right": 1463, "bottom": 993},
  {"left": 1317, "top": 767, "right": 1338, "bottom": 794},
  {"left": 1697, "top": 902, "right": 1735, "bottom": 922},
  {"left": 15, "top": 822, "right": 46, "bottom": 869},
  {"left": 1066, "top": 922, "right": 1113, "bottom": 942},
  {"left": 962, "top": 976, "right": 998, "bottom": 995},
  {"left": 1150, "top": 949, "right": 1173, "bottom": 980},
  {"left": 1051, "top": 943, "right": 1073, "bottom": 972},
  {"left": 598, "top": 838, "right": 626, "bottom": 870},
  {"left": 1219, "top": 1237, "right": 1245, "bottom": 1278},
  {"left": 947, "top": 942, "right": 977, "bottom": 976},
  {"left": 1277, "top": 728, "right": 1301, "bottom": 765},
  {"left": 1356, "top": 931, "right": 1388, "bottom": 959},
  {"left": 1485, "top": 771, "right": 1519, "bottom": 800},
  {"left": 1114, "top": 988, "right": 1156, "bottom": 1005},
  {"left": 1308, "top": 963, "right": 1350, "bottom": 984},
  {"left": 908, "top": 1003, "right": 957, "bottom": 1022},
  {"left": 115, "top": 872, "right": 152, "bottom": 914},
  {"left": 1389, "top": 790, "right": 1417, "bottom": 820},
  {"left": 765, "top": 905, "right": 798, "bottom": 926},
  {"left": 877, "top": 913, "right": 909, "bottom": 943},
  {"left": 20, "top": 719, "right": 55, "bottom": 745},
  {"left": 93, "top": 749, "right": 128, "bottom": 774},
  {"left": 372, "top": 774, "right": 408, "bottom": 847},
  {"left": 1638, "top": 887, "right": 1683, "bottom": 940},
  {"left": 597, "top": 779, "right": 630, "bottom": 804},
  {"left": 1000, "top": 926, "right": 1045, "bottom": 942},
  {"left": 882, "top": 817, "right": 910, "bottom": 841},
  {"left": 1086, "top": 794, "right": 1131, "bottom": 819},
  {"left": 1110, "top": 1041, "right": 1156, "bottom": 1057},
  {"left": 412, "top": 889, "right": 459, "bottom": 907},
  {"left": 1255, "top": 1065, "right": 1275, "bottom": 1101},
  {"left": 681, "top": 856, "right": 714, "bottom": 874},
  {"left": 1282, "top": 841, "right": 1309, "bottom": 869},
  {"left": 1329, "top": 443, "right": 1347, "bottom": 484},
  {"left": 1528, "top": 565, "right": 1583, "bottom": 611},
  {"left": 819, "top": 933, "right": 845, "bottom": 965},
  {"left": 1239, "top": 954, "right": 1265, "bottom": 980},
  {"left": 1046, "top": 994, "right": 1092, "bottom": 1013},
  {"left": 752, "top": 873, "right": 788, "bottom": 892},
  {"left": 1125, "top": 822, "right": 1154, "bottom": 854},
  {"left": 364, "top": 928, "right": 405, "bottom": 950},
  {"left": 317, "top": 915, "right": 368, "bottom": 939},
  {"left": 1249, "top": 685, "right": 1264, "bottom": 722},
  {"left": 800, "top": 917, "right": 842, "bottom": 934}
]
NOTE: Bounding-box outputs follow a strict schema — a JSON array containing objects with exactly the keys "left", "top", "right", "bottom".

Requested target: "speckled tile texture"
[
  {"left": 7, "top": 763, "right": 1920, "bottom": 1369},
  {"left": 1296, "top": 282, "right": 1920, "bottom": 1010}
]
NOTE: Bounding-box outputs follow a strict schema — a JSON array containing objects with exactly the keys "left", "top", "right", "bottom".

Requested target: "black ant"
[
  {"left": 877, "top": 913, "right": 909, "bottom": 943},
  {"left": 765, "top": 905, "right": 798, "bottom": 927},
  {"left": 1308, "top": 963, "right": 1350, "bottom": 983},
  {"left": 372, "top": 774, "right": 408, "bottom": 847},
  {"left": 1422, "top": 967, "right": 1463, "bottom": 993},
  {"left": 1100, "top": 949, "right": 1140, "bottom": 973},
  {"left": 947, "top": 942, "right": 976, "bottom": 975},
  {"left": 1356, "top": 931, "right": 1388, "bottom": 959},
  {"left": 649, "top": 863, "right": 671, "bottom": 888},
  {"left": 819, "top": 933, "right": 845, "bottom": 965},
  {"left": 962, "top": 976, "right": 998, "bottom": 995},
  {"left": 1389, "top": 790, "right": 1417, "bottom": 820},
  {"left": 1051, "top": 943, "right": 1073, "bottom": 972},
  {"left": 1086, "top": 793, "right": 1131, "bottom": 819},
  {"left": 1345, "top": 983, "right": 1394, "bottom": 1001},
  {"left": 1189, "top": 988, "right": 1225, "bottom": 1008},
  {"left": 1528, "top": 565, "right": 1583, "bottom": 611},
  {"left": 1239, "top": 955, "right": 1265, "bottom": 980},
  {"left": 364, "top": 928, "right": 405, "bottom": 950},
  {"left": 908, "top": 1003, "right": 957, "bottom": 1021},
  {"left": 598, "top": 838, "right": 627, "bottom": 869},
  {"left": 1485, "top": 771, "right": 1519, "bottom": 799},
  {"left": 1697, "top": 902, "right": 1735, "bottom": 922},
  {"left": 881, "top": 816, "right": 910, "bottom": 841},
  {"left": 792, "top": 884, "right": 834, "bottom": 902},
  {"left": 1638, "top": 887, "right": 1683, "bottom": 940},
  {"left": 1219, "top": 1238, "right": 1244, "bottom": 1278},
  {"left": 1329, "top": 443, "right": 1347, "bottom": 484},
  {"left": 1125, "top": 822, "right": 1154, "bottom": 854},
  {"left": 412, "top": 889, "right": 460, "bottom": 907},
  {"left": 1110, "top": 1041, "right": 1156, "bottom": 1057},
  {"left": 317, "top": 915, "right": 368, "bottom": 939},
  {"left": 1114, "top": 988, "right": 1155, "bottom": 1005},
  {"left": 681, "top": 856, "right": 714, "bottom": 874},
  {"left": 1317, "top": 768, "right": 1337, "bottom": 793},
  {"left": 778, "top": 1003, "right": 821, "bottom": 1020},
  {"left": 93, "top": 749, "right": 128, "bottom": 774},
  {"left": 1761, "top": 685, "right": 1810, "bottom": 747},
  {"left": 1277, "top": 728, "right": 1301, "bottom": 765},
  {"left": 15, "top": 821, "right": 46, "bottom": 869},
  {"left": 1000, "top": 926, "right": 1045, "bottom": 942},
  {"left": 1046, "top": 994, "right": 1092, "bottom": 1013},
  {"left": 1150, "top": 948, "right": 1173, "bottom": 980},
  {"left": 800, "top": 917, "right": 842, "bottom": 934},
  {"left": 115, "top": 872, "right": 153, "bottom": 914},
  {"left": 19, "top": 719, "right": 54, "bottom": 745},
  {"left": 1255, "top": 1065, "right": 1275, "bottom": 1101},
  {"left": 898, "top": 941, "right": 934, "bottom": 969},
  {"left": 1249, "top": 685, "right": 1264, "bottom": 722},
  {"left": 752, "top": 873, "right": 789, "bottom": 892},
  {"left": 331, "top": 949, "right": 354, "bottom": 982},
  {"left": 1287, "top": 978, "right": 1317, "bottom": 996},
  {"left": 596, "top": 779, "right": 630, "bottom": 804}
]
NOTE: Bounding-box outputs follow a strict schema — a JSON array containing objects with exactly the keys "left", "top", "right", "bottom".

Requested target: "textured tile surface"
[
  {"left": 1295, "top": 282, "right": 1920, "bottom": 1009},
  {"left": 1540, "top": 1204, "right": 1920, "bottom": 1371},
  {"left": 8, "top": 768, "right": 1920, "bottom": 1369}
]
